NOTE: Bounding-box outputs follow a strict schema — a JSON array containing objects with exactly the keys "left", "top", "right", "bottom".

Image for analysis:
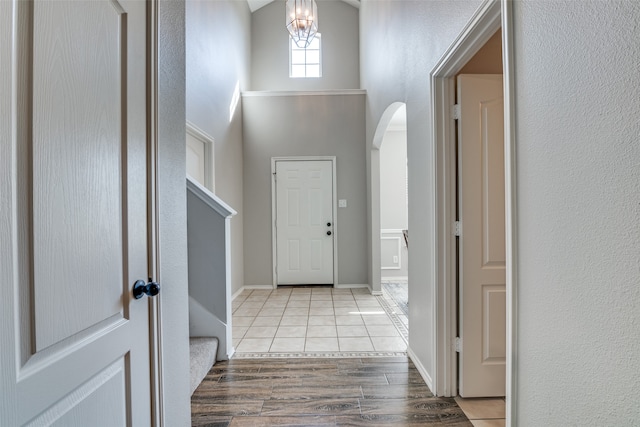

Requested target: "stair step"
[{"left": 189, "top": 337, "right": 218, "bottom": 395}]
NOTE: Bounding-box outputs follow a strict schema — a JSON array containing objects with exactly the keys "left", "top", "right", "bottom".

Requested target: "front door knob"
[
  {"left": 133, "top": 279, "right": 160, "bottom": 299},
  {"left": 327, "top": 231, "right": 332, "bottom": 236}
]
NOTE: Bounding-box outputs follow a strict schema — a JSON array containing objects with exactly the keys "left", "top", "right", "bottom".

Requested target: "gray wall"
[
  {"left": 251, "top": 0, "right": 360, "bottom": 90},
  {"left": 186, "top": 0, "right": 251, "bottom": 295},
  {"left": 380, "top": 130, "right": 408, "bottom": 230},
  {"left": 242, "top": 93, "right": 367, "bottom": 286},
  {"left": 360, "top": 0, "right": 483, "bottom": 389},
  {"left": 361, "top": 0, "right": 640, "bottom": 424}
]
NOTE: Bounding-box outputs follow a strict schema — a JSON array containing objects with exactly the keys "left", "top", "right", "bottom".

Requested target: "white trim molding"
[
  {"left": 243, "top": 285, "right": 274, "bottom": 291},
  {"left": 242, "top": 89, "right": 366, "bottom": 98},
  {"left": 408, "top": 347, "right": 434, "bottom": 393},
  {"left": 334, "top": 283, "right": 369, "bottom": 289},
  {"left": 501, "top": 0, "right": 519, "bottom": 424},
  {"left": 380, "top": 236, "right": 402, "bottom": 270},
  {"left": 430, "top": 0, "right": 516, "bottom": 413},
  {"left": 381, "top": 229, "right": 406, "bottom": 271},
  {"left": 186, "top": 121, "right": 215, "bottom": 192},
  {"left": 186, "top": 177, "right": 236, "bottom": 218}
]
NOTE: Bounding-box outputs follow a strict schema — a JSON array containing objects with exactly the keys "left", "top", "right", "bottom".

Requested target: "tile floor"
[
  {"left": 230, "top": 286, "right": 505, "bottom": 426},
  {"left": 232, "top": 287, "right": 408, "bottom": 356},
  {"left": 455, "top": 397, "right": 506, "bottom": 426}
]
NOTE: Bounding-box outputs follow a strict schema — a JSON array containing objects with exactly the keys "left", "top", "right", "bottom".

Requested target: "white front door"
[
  {"left": 275, "top": 160, "right": 335, "bottom": 285},
  {"left": 457, "top": 74, "right": 506, "bottom": 397},
  {"left": 1, "top": 1, "right": 154, "bottom": 424}
]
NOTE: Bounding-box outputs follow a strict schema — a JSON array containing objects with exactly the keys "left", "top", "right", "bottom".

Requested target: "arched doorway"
[
  {"left": 370, "top": 103, "right": 407, "bottom": 321},
  {"left": 378, "top": 106, "right": 408, "bottom": 325}
]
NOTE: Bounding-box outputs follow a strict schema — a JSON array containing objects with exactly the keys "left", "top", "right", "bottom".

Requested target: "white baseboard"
[
  {"left": 227, "top": 346, "right": 235, "bottom": 360},
  {"left": 231, "top": 287, "right": 245, "bottom": 301},
  {"left": 334, "top": 283, "right": 369, "bottom": 289},
  {"left": 371, "top": 290, "right": 383, "bottom": 296},
  {"left": 407, "top": 346, "right": 434, "bottom": 394},
  {"left": 231, "top": 285, "right": 273, "bottom": 301}
]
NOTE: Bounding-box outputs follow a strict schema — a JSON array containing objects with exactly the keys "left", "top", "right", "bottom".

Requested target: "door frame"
[
  {"left": 430, "top": 0, "right": 517, "bottom": 422},
  {"left": 148, "top": 0, "right": 163, "bottom": 422},
  {"left": 271, "top": 156, "right": 338, "bottom": 288},
  {"left": 186, "top": 121, "right": 215, "bottom": 192}
]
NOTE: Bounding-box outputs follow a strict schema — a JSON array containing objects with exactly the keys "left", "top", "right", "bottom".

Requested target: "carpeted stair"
[{"left": 189, "top": 337, "right": 218, "bottom": 395}]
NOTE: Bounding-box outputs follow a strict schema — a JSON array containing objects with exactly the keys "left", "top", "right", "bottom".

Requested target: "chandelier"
[{"left": 285, "top": 0, "right": 319, "bottom": 48}]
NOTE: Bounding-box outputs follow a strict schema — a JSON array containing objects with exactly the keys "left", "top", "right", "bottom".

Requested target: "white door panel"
[
  {"left": 2, "top": 0, "right": 152, "bottom": 424},
  {"left": 275, "top": 160, "right": 334, "bottom": 285},
  {"left": 458, "top": 74, "right": 506, "bottom": 397}
]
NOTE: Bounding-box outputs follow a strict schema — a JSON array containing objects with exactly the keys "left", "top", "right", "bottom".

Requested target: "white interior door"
[
  {"left": 1, "top": 1, "right": 153, "bottom": 425},
  {"left": 457, "top": 74, "right": 506, "bottom": 397},
  {"left": 275, "top": 160, "right": 334, "bottom": 285}
]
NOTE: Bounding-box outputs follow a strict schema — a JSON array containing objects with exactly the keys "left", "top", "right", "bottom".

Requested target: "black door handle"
[
  {"left": 327, "top": 231, "right": 332, "bottom": 236},
  {"left": 133, "top": 279, "right": 160, "bottom": 299},
  {"left": 327, "top": 222, "right": 332, "bottom": 227}
]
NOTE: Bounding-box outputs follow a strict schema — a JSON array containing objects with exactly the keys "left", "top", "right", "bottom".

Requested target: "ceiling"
[{"left": 247, "top": 0, "right": 360, "bottom": 13}]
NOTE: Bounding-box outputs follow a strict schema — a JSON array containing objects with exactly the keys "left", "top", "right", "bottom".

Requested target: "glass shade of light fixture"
[{"left": 285, "top": 0, "right": 318, "bottom": 48}]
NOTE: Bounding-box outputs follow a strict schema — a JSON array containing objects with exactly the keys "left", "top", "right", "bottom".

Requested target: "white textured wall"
[
  {"left": 360, "top": 0, "right": 483, "bottom": 387},
  {"left": 242, "top": 93, "right": 368, "bottom": 287},
  {"left": 361, "top": 0, "right": 640, "bottom": 423},
  {"left": 512, "top": 1, "right": 640, "bottom": 424},
  {"left": 380, "top": 129, "right": 408, "bottom": 279},
  {"left": 380, "top": 130, "right": 408, "bottom": 230},
  {"left": 186, "top": 0, "right": 251, "bottom": 295},
  {"left": 251, "top": 0, "right": 360, "bottom": 90}
]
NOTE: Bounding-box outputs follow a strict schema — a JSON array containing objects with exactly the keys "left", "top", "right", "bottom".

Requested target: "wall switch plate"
[{"left": 338, "top": 199, "right": 347, "bottom": 208}]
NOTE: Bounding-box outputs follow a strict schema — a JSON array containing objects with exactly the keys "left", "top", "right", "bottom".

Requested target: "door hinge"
[
  {"left": 454, "top": 221, "right": 462, "bottom": 237},
  {"left": 455, "top": 337, "right": 462, "bottom": 353},
  {"left": 452, "top": 104, "right": 461, "bottom": 120}
]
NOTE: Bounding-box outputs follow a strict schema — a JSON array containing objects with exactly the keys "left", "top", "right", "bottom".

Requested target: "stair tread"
[{"left": 189, "top": 337, "right": 218, "bottom": 395}]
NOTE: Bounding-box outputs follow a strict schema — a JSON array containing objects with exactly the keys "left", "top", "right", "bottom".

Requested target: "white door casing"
[
  {"left": 1, "top": 1, "right": 154, "bottom": 425},
  {"left": 458, "top": 74, "right": 506, "bottom": 397},
  {"left": 186, "top": 122, "right": 215, "bottom": 192},
  {"left": 186, "top": 133, "right": 207, "bottom": 186},
  {"left": 273, "top": 159, "right": 335, "bottom": 285}
]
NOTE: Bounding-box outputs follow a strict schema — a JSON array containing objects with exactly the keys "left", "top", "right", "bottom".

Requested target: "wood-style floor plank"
[{"left": 191, "top": 357, "right": 471, "bottom": 427}]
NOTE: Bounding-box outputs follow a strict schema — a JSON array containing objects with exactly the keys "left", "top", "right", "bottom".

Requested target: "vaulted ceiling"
[{"left": 246, "top": 0, "right": 360, "bottom": 13}]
